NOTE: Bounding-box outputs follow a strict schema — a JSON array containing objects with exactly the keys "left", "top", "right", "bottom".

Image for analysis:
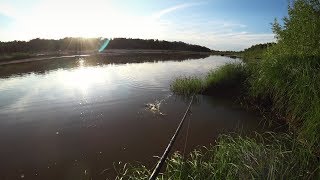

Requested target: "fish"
[{"left": 145, "top": 101, "right": 166, "bottom": 116}]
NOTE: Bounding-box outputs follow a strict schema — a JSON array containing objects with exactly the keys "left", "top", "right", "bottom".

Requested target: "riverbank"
[
  {"left": 117, "top": 133, "right": 318, "bottom": 179},
  {"left": 0, "top": 49, "right": 210, "bottom": 66}
]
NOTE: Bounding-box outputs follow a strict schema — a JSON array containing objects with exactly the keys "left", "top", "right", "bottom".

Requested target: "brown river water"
[{"left": 0, "top": 54, "right": 264, "bottom": 179}]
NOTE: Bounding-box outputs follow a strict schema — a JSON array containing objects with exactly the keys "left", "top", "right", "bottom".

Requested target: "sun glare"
[
  {"left": 13, "top": 0, "right": 164, "bottom": 40},
  {"left": 58, "top": 59, "right": 106, "bottom": 95}
]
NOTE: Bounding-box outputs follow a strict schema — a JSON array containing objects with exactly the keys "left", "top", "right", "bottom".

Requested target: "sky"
[{"left": 0, "top": 0, "right": 288, "bottom": 50}]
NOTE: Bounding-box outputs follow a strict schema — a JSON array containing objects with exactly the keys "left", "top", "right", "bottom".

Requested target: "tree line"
[{"left": 0, "top": 37, "right": 211, "bottom": 54}]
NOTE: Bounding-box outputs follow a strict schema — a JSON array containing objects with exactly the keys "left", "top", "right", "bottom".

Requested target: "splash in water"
[{"left": 145, "top": 94, "right": 172, "bottom": 116}]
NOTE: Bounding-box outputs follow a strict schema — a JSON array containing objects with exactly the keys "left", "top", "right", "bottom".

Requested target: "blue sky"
[{"left": 0, "top": 0, "right": 288, "bottom": 50}]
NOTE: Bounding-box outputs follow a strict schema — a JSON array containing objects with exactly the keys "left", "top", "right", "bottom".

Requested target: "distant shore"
[{"left": 0, "top": 49, "right": 211, "bottom": 66}]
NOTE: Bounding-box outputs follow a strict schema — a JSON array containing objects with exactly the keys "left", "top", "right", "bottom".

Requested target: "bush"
[
  {"left": 242, "top": 43, "right": 275, "bottom": 62},
  {"left": 272, "top": 0, "right": 320, "bottom": 57}
]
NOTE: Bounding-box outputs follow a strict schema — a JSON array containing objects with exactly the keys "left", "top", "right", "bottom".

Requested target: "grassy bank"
[
  {"left": 170, "top": 77, "right": 204, "bottom": 96},
  {"left": 249, "top": 54, "right": 320, "bottom": 147},
  {"left": 117, "top": 133, "right": 319, "bottom": 179},
  {"left": 170, "top": 63, "right": 247, "bottom": 97},
  {"left": 117, "top": 0, "right": 320, "bottom": 179}
]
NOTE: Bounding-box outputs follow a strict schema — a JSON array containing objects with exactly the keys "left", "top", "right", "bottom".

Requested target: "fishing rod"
[{"left": 149, "top": 95, "right": 194, "bottom": 180}]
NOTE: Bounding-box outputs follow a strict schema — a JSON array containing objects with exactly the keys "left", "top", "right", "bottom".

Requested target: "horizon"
[{"left": 0, "top": 0, "right": 288, "bottom": 51}]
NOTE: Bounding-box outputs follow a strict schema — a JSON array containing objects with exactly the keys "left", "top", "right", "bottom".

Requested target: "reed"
[{"left": 170, "top": 77, "right": 204, "bottom": 96}]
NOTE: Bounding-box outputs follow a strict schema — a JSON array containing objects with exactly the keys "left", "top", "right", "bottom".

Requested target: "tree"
[{"left": 272, "top": 0, "right": 320, "bottom": 56}]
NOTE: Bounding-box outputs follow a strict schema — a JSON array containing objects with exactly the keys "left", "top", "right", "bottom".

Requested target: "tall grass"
[
  {"left": 170, "top": 63, "right": 247, "bottom": 97},
  {"left": 205, "top": 63, "right": 246, "bottom": 86},
  {"left": 249, "top": 53, "right": 320, "bottom": 148},
  {"left": 204, "top": 63, "right": 247, "bottom": 96},
  {"left": 246, "top": 0, "right": 320, "bottom": 148},
  {"left": 116, "top": 133, "right": 320, "bottom": 179},
  {"left": 170, "top": 77, "right": 203, "bottom": 96}
]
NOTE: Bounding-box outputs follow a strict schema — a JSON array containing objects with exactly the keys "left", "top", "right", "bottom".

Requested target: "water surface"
[{"left": 0, "top": 55, "right": 263, "bottom": 179}]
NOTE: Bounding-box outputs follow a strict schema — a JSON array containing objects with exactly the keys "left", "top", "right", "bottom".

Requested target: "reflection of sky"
[{"left": 0, "top": 56, "right": 239, "bottom": 115}]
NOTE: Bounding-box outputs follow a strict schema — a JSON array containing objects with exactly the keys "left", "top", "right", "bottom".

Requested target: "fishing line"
[
  {"left": 179, "top": 112, "right": 192, "bottom": 179},
  {"left": 149, "top": 95, "right": 194, "bottom": 180}
]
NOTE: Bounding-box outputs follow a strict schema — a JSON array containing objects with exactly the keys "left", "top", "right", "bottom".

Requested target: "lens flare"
[{"left": 98, "top": 39, "right": 110, "bottom": 52}]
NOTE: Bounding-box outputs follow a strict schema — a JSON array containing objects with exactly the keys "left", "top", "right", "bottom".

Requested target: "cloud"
[
  {"left": 171, "top": 31, "right": 275, "bottom": 51},
  {"left": 149, "top": 4, "right": 275, "bottom": 50},
  {"left": 152, "top": 3, "right": 201, "bottom": 19},
  {"left": 162, "top": 19, "right": 275, "bottom": 50},
  {"left": 210, "top": 33, "right": 275, "bottom": 50}
]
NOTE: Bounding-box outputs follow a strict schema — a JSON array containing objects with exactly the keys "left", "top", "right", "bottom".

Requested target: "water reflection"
[
  {"left": 0, "top": 53, "right": 210, "bottom": 78},
  {"left": 0, "top": 55, "right": 262, "bottom": 180}
]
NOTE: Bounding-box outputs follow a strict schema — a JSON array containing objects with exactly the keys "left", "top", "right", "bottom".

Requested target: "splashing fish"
[
  {"left": 145, "top": 101, "right": 161, "bottom": 112},
  {"left": 145, "top": 94, "right": 172, "bottom": 116},
  {"left": 145, "top": 101, "right": 166, "bottom": 115}
]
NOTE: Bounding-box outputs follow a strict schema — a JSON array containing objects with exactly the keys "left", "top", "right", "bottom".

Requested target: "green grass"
[
  {"left": 116, "top": 133, "right": 320, "bottom": 180},
  {"left": 249, "top": 54, "right": 320, "bottom": 148},
  {"left": 170, "top": 77, "right": 204, "bottom": 96},
  {"left": 170, "top": 63, "right": 247, "bottom": 97},
  {"left": 205, "top": 63, "right": 246, "bottom": 85},
  {"left": 204, "top": 63, "right": 247, "bottom": 96}
]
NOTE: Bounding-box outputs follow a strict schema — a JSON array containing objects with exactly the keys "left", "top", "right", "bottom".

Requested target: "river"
[{"left": 0, "top": 54, "right": 263, "bottom": 179}]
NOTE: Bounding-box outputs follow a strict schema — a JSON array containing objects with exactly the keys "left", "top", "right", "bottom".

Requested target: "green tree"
[{"left": 272, "top": 0, "right": 320, "bottom": 56}]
